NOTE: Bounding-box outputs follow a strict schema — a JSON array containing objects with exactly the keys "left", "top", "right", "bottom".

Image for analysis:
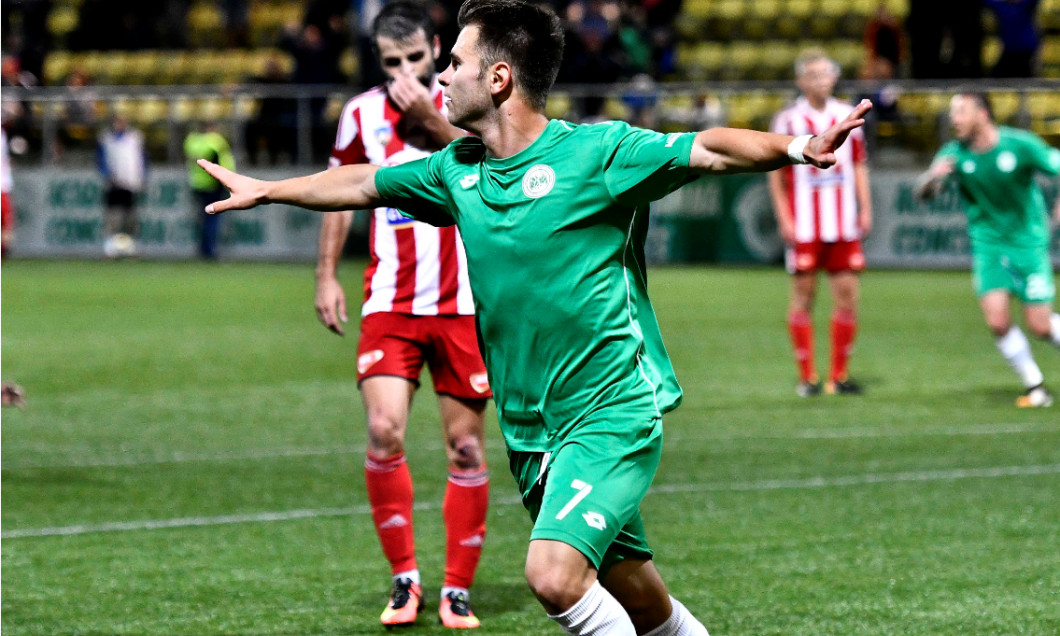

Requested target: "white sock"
[
  {"left": 1048, "top": 313, "right": 1060, "bottom": 348},
  {"left": 642, "top": 597, "right": 710, "bottom": 636},
  {"left": 996, "top": 326, "right": 1044, "bottom": 388},
  {"left": 441, "top": 585, "right": 469, "bottom": 601},
  {"left": 394, "top": 569, "right": 420, "bottom": 585},
  {"left": 547, "top": 581, "right": 636, "bottom": 636}
]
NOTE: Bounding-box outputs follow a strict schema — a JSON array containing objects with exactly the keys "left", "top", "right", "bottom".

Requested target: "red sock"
[
  {"left": 788, "top": 310, "right": 817, "bottom": 382},
  {"left": 830, "top": 309, "right": 858, "bottom": 382},
  {"left": 442, "top": 466, "right": 489, "bottom": 589},
  {"left": 364, "top": 453, "right": 417, "bottom": 575}
]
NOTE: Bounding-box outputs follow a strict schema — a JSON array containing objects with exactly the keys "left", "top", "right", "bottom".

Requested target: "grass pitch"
[{"left": 2, "top": 261, "right": 1059, "bottom": 635}]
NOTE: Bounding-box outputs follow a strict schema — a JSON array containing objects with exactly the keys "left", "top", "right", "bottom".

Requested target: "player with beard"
[
  {"left": 917, "top": 91, "right": 1060, "bottom": 407},
  {"left": 314, "top": 1, "right": 491, "bottom": 627}
]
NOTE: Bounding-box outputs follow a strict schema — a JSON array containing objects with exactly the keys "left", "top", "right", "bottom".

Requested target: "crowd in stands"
[{"left": 1, "top": 0, "right": 1058, "bottom": 166}]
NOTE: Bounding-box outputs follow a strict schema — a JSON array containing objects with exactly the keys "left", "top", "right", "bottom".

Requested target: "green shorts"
[
  {"left": 507, "top": 409, "right": 663, "bottom": 574},
  {"left": 972, "top": 242, "right": 1056, "bottom": 304}
]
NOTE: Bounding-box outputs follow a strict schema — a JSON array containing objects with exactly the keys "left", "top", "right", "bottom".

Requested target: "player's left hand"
[
  {"left": 388, "top": 72, "right": 436, "bottom": 122},
  {"left": 803, "top": 99, "right": 872, "bottom": 169}
]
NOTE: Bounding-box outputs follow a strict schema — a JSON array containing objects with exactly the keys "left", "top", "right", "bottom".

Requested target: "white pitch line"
[
  {"left": 4, "top": 423, "right": 1057, "bottom": 471},
  {"left": 4, "top": 463, "right": 1059, "bottom": 540}
]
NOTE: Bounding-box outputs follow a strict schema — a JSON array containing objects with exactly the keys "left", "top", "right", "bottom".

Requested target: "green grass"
[{"left": 3, "top": 261, "right": 1059, "bottom": 635}]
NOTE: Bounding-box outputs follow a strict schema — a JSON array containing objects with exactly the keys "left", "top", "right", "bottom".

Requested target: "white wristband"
[{"left": 787, "top": 134, "right": 813, "bottom": 165}]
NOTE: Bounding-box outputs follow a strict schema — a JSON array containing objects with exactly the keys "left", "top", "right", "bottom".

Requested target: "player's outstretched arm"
[
  {"left": 197, "top": 160, "right": 384, "bottom": 214},
  {"left": 914, "top": 158, "right": 955, "bottom": 201},
  {"left": 690, "top": 99, "right": 872, "bottom": 174}
]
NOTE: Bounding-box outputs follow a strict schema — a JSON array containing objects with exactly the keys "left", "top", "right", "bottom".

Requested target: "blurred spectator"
[
  {"left": 660, "top": 93, "right": 727, "bottom": 131},
  {"left": 223, "top": 0, "right": 250, "bottom": 47},
  {"left": 621, "top": 73, "right": 658, "bottom": 128},
  {"left": 861, "top": 2, "right": 904, "bottom": 80},
  {"left": 558, "top": 3, "right": 626, "bottom": 84},
  {"left": 984, "top": 0, "right": 1042, "bottom": 77},
  {"left": 245, "top": 57, "right": 297, "bottom": 164},
  {"left": 279, "top": 17, "right": 348, "bottom": 160},
  {"left": 1, "top": 54, "right": 38, "bottom": 158},
  {"left": 54, "top": 69, "right": 101, "bottom": 160},
  {"left": 908, "top": 0, "right": 983, "bottom": 79},
  {"left": 2, "top": 125, "right": 15, "bottom": 258},
  {"left": 184, "top": 121, "right": 235, "bottom": 260},
  {"left": 1, "top": 0, "right": 51, "bottom": 82},
  {"left": 97, "top": 115, "right": 147, "bottom": 258}
]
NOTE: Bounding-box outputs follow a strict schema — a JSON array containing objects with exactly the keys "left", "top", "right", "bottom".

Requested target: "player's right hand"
[
  {"left": 197, "top": 159, "right": 268, "bottom": 214},
  {"left": 931, "top": 157, "right": 956, "bottom": 179},
  {"left": 315, "top": 276, "right": 348, "bottom": 336}
]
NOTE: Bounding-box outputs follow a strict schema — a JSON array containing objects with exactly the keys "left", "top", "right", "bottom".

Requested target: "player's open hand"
[
  {"left": 197, "top": 159, "right": 268, "bottom": 214},
  {"left": 803, "top": 99, "right": 872, "bottom": 169},
  {"left": 388, "top": 72, "right": 435, "bottom": 121},
  {"left": 314, "top": 275, "right": 348, "bottom": 336}
]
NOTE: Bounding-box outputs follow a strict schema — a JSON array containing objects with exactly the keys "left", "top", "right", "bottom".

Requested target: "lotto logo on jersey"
[
  {"left": 385, "top": 207, "right": 416, "bottom": 226},
  {"left": 358, "top": 349, "right": 385, "bottom": 374},
  {"left": 469, "top": 372, "right": 490, "bottom": 394}
]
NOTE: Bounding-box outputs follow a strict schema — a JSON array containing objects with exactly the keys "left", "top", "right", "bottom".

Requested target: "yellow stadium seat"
[
  {"left": 990, "top": 91, "right": 1021, "bottom": 123},
  {"left": 982, "top": 37, "right": 1002, "bottom": 68},
  {"left": 47, "top": 5, "right": 79, "bottom": 39},
  {"left": 134, "top": 98, "right": 169, "bottom": 125},
  {"left": 545, "top": 93, "right": 572, "bottom": 120},
  {"left": 43, "top": 51, "right": 74, "bottom": 85},
  {"left": 340, "top": 48, "right": 360, "bottom": 82}
]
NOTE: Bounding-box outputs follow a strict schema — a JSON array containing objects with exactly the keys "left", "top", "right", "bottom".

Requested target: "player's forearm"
[
  {"left": 420, "top": 111, "right": 466, "bottom": 148},
  {"left": 316, "top": 210, "right": 354, "bottom": 280},
  {"left": 264, "top": 164, "right": 382, "bottom": 211},
  {"left": 767, "top": 171, "right": 792, "bottom": 221},
  {"left": 691, "top": 128, "right": 794, "bottom": 174},
  {"left": 855, "top": 163, "right": 872, "bottom": 215}
]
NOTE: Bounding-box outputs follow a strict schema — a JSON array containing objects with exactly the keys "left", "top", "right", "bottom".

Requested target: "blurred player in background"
[
  {"left": 313, "top": 1, "right": 490, "bottom": 628},
  {"left": 2, "top": 125, "right": 14, "bottom": 258},
  {"left": 199, "top": 0, "right": 872, "bottom": 631},
  {"left": 97, "top": 114, "right": 147, "bottom": 259},
  {"left": 769, "top": 49, "right": 873, "bottom": 397},
  {"left": 916, "top": 92, "right": 1060, "bottom": 407}
]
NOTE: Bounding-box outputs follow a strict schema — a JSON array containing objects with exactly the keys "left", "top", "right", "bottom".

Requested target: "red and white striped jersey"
[
  {"left": 329, "top": 78, "right": 474, "bottom": 317},
  {"left": 771, "top": 96, "right": 868, "bottom": 243}
]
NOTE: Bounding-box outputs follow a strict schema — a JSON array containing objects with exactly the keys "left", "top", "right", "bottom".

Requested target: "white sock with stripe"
[
  {"left": 547, "top": 581, "right": 636, "bottom": 636},
  {"left": 996, "top": 326, "right": 1044, "bottom": 388},
  {"left": 642, "top": 596, "right": 710, "bottom": 636}
]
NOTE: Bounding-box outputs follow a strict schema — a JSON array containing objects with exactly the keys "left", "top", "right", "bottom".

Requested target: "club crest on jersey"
[
  {"left": 358, "top": 349, "right": 385, "bottom": 374},
  {"left": 996, "top": 151, "right": 1017, "bottom": 173},
  {"left": 522, "top": 164, "right": 556, "bottom": 199},
  {"left": 386, "top": 207, "right": 415, "bottom": 226},
  {"left": 961, "top": 160, "right": 976, "bottom": 174},
  {"left": 374, "top": 124, "right": 393, "bottom": 147},
  {"left": 469, "top": 372, "right": 490, "bottom": 394}
]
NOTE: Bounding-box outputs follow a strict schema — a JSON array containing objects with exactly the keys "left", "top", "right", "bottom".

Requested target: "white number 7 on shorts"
[{"left": 555, "top": 479, "right": 593, "bottom": 520}]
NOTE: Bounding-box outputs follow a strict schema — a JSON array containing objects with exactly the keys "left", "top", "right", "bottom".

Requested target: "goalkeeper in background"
[{"left": 916, "top": 91, "right": 1060, "bottom": 407}]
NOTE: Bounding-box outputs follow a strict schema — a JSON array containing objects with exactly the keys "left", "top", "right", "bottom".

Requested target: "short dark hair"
[
  {"left": 372, "top": 1, "right": 437, "bottom": 49},
  {"left": 957, "top": 90, "right": 994, "bottom": 121},
  {"left": 457, "top": 0, "right": 565, "bottom": 111}
]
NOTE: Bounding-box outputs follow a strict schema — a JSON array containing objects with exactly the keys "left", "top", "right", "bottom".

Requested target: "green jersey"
[
  {"left": 375, "top": 120, "right": 697, "bottom": 451},
  {"left": 935, "top": 126, "right": 1060, "bottom": 248}
]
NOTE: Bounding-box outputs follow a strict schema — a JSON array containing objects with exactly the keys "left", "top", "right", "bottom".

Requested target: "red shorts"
[
  {"left": 356, "top": 312, "right": 492, "bottom": 400},
  {"left": 786, "top": 240, "right": 866, "bottom": 274}
]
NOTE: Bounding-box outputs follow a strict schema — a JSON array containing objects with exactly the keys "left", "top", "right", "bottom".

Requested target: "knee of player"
[
  {"left": 524, "top": 561, "right": 592, "bottom": 612},
  {"left": 987, "top": 320, "right": 1012, "bottom": 338},
  {"left": 446, "top": 435, "right": 485, "bottom": 471},
  {"left": 365, "top": 414, "right": 407, "bottom": 452}
]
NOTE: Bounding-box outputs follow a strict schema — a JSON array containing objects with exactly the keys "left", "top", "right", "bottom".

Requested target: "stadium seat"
[
  {"left": 545, "top": 93, "right": 572, "bottom": 120},
  {"left": 187, "top": 2, "right": 226, "bottom": 48},
  {"left": 43, "top": 51, "right": 74, "bottom": 85},
  {"left": 46, "top": 4, "right": 79, "bottom": 42},
  {"left": 990, "top": 91, "right": 1022, "bottom": 125}
]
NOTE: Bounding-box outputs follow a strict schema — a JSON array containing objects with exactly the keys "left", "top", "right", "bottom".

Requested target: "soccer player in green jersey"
[
  {"left": 199, "top": 0, "right": 871, "bottom": 632},
  {"left": 916, "top": 92, "right": 1060, "bottom": 408}
]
